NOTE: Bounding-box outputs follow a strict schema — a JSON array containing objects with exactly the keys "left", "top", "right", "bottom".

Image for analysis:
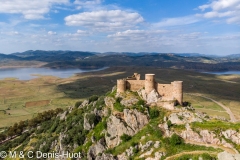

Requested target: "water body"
[
  {"left": 203, "top": 71, "right": 240, "bottom": 75},
  {"left": 0, "top": 67, "right": 107, "bottom": 80}
]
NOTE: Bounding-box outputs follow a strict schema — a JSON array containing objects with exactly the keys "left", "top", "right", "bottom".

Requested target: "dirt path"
[
  {"left": 165, "top": 151, "right": 218, "bottom": 160},
  {"left": 186, "top": 93, "right": 237, "bottom": 122}
]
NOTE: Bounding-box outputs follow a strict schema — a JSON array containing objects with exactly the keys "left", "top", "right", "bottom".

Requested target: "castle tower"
[
  {"left": 145, "top": 74, "right": 155, "bottom": 94},
  {"left": 172, "top": 81, "right": 183, "bottom": 105},
  {"left": 134, "top": 73, "right": 141, "bottom": 80},
  {"left": 117, "top": 79, "right": 126, "bottom": 93}
]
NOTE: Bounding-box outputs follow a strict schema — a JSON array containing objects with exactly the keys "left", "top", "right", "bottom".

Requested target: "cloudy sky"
[{"left": 0, "top": 0, "right": 239, "bottom": 55}]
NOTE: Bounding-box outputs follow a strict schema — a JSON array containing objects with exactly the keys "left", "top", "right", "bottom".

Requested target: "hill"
[
  {"left": 0, "top": 86, "right": 240, "bottom": 159},
  {"left": 0, "top": 50, "right": 240, "bottom": 71}
]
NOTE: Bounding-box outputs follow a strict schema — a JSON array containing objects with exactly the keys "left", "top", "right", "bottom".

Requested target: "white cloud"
[
  {"left": 0, "top": 0, "right": 69, "bottom": 19},
  {"left": 152, "top": 16, "right": 201, "bottom": 28},
  {"left": 198, "top": 0, "right": 240, "bottom": 24},
  {"left": 108, "top": 29, "right": 168, "bottom": 41},
  {"left": 64, "top": 10, "right": 144, "bottom": 30},
  {"left": 48, "top": 31, "right": 57, "bottom": 35},
  {"left": 64, "top": 30, "right": 90, "bottom": 37},
  {"left": 73, "top": 0, "right": 119, "bottom": 11}
]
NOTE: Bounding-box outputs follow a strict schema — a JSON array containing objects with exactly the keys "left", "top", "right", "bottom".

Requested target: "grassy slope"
[{"left": 0, "top": 66, "right": 239, "bottom": 128}]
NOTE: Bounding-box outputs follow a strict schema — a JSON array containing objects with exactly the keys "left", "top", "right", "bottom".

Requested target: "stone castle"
[{"left": 117, "top": 73, "right": 183, "bottom": 105}]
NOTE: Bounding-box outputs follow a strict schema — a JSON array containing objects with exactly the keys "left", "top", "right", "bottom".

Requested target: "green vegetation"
[
  {"left": 169, "top": 133, "right": 184, "bottom": 145},
  {"left": 113, "top": 98, "right": 124, "bottom": 112},
  {"left": 120, "top": 134, "right": 132, "bottom": 142},
  {"left": 75, "top": 101, "right": 82, "bottom": 108},
  {"left": 175, "top": 153, "right": 216, "bottom": 160},
  {"left": 149, "top": 107, "right": 160, "bottom": 119},
  {"left": 191, "top": 121, "right": 240, "bottom": 131}
]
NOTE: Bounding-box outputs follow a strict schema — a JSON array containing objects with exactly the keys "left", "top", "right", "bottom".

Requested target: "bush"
[
  {"left": 120, "top": 134, "right": 132, "bottom": 142},
  {"left": 86, "top": 113, "right": 99, "bottom": 126},
  {"left": 170, "top": 133, "right": 183, "bottom": 145},
  {"left": 137, "top": 99, "right": 145, "bottom": 106},
  {"left": 75, "top": 101, "right": 82, "bottom": 108},
  {"left": 89, "top": 95, "right": 98, "bottom": 102},
  {"left": 167, "top": 120, "right": 172, "bottom": 128},
  {"left": 149, "top": 108, "right": 160, "bottom": 119},
  {"left": 114, "top": 102, "right": 124, "bottom": 112}
]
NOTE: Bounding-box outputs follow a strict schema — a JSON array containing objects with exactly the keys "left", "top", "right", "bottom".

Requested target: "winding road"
[{"left": 186, "top": 93, "right": 237, "bottom": 123}]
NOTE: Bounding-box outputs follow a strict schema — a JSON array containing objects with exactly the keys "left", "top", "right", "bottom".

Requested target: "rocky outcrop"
[
  {"left": 79, "top": 99, "right": 89, "bottom": 108},
  {"left": 104, "top": 97, "right": 116, "bottom": 109},
  {"left": 222, "top": 129, "right": 240, "bottom": 145},
  {"left": 139, "top": 141, "right": 153, "bottom": 152},
  {"left": 200, "top": 130, "right": 221, "bottom": 144},
  {"left": 120, "top": 97, "right": 138, "bottom": 107},
  {"left": 58, "top": 111, "right": 68, "bottom": 120},
  {"left": 146, "top": 89, "right": 160, "bottom": 104},
  {"left": 84, "top": 113, "right": 95, "bottom": 130},
  {"left": 137, "top": 88, "right": 147, "bottom": 101},
  {"left": 145, "top": 152, "right": 165, "bottom": 160},
  {"left": 106, "top": 115, "right": 135, "bottom": 148},
  {"left": 106, "top": 109, "right": 149, "bottom": 148},
  {"left": 180, "top": 125, "right": 233, "bottom": 148},
  {"left": 168, "top": 111, "right": 202, "bottom": 125},
  {"left": 123, "top": 109, "right": 149, "bottom": 131},
  {"left": 218, "top": 151, "right": 240, "bottom": 160},
  {"left": 87, "top": 138, "right": 106, "bottom": 160},
  {"left": 96, "top": 153, "right": 116, "bottom": 160}
]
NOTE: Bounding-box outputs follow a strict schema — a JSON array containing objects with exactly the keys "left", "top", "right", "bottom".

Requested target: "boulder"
[
  {"left": 120, "top": 97, "right": 139, "bottom": 107},
  {"left": 137, "top": 88, "right": 147, "bottom": 101},
  {"left": 145, "top": 152, "right": 165, "bottom": 160},
  {"left": 106, "top": 109, "right": 149, "bottom": 148},
  {"left": 84, "top": 113, "right": 95, "bottom": 130},
  {"left": 104, "top": 97, "right": 116, "bottom": 109},
  {"left": 123, "top": 109, "right": 149, "bottom": 131},
  {"left": 147, "top": 89, "right": 160, "bottom": 104},
  {"left": 200, "top": 130, "right": 220, "bottom": 144},
  {"left": 58, "top": 111, "right": 68, "bottom": 120},
  {"left": 79, "top": 99, "right": 89, "bottom": 108},
  {"left": 105, "top": 115, "right": 135, "bottom": 148},
  {"left": 222, "top": 130, "right": 240, "bottom": 145},
  {"left": 87, "top": 138, "right": 106, "bottom": 160},
  {"left": 218, "top": 151, "right": 240, "bottom": 160},
  {"left": 96, "top": 153, "right": 116, "bottom": 160},
  {"left": 168, "top": 111, "right": 203, "bottom": 125}
]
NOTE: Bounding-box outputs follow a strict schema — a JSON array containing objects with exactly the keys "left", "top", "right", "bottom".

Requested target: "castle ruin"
[{"left": 117, "top": 73, "right": 183, "bottom": 105}]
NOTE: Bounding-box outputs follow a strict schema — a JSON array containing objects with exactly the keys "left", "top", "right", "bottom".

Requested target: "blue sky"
[{"left": 0, "top": 0, "right": 239, "bottom": 55}]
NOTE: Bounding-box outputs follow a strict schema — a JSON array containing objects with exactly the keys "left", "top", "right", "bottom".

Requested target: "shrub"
[
  {"left": 86, "top": 113, "right": 99, "bottom": 126},
  {"left": 167, "top": 120, "right": 172, "bottom": 128},
  {"left": 149, "top": 108, "right": 160, "bottom": 119},
  {"left": 89, "top": 95, "right": 99, "bottom": 102},
  {"left": 75, "top": 101, "right": 82, "bottom": 108},
  {"left": 137, "top": 99, "right": 145, "bottom": 106},
  {"left": 170, "top": 133, "right": 183, "bottom": 145},
  {"left": 120, "top": 134, "right": 132, "bottom": 142},
  {"left": 114, "top": 102, "right": 124, "bottom": 112}
]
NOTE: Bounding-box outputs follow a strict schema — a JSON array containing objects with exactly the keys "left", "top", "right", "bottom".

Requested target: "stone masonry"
[{"left": 117, "top": 73, "right": 183, "bottom": 105}]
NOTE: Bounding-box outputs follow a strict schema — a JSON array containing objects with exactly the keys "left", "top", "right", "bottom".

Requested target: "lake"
[
  {"left": 0, "top": 67, "right": 107, "bottom": 80},
  {"left": 203, "top": 71, "right": 240, "bottom": 75}
]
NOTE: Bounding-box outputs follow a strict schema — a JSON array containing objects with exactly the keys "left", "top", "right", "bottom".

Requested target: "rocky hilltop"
[{"left": 0, "top": 87, "right": 240, "bottom": 160}]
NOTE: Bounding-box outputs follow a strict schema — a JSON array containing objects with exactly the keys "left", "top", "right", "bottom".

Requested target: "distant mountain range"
[{"left": 0, "top": 50, "right": 240, "bottom": 71}]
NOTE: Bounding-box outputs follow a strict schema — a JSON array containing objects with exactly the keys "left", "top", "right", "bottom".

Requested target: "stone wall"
[
  {"left": 156, "top": 83, "right": 173, "bottom": 101},
  {"left": 126, "top": 80, "right": 145, "bottom": 91},
  {"left": 117, "top": 73, "right": 183, "bottom": 105}
]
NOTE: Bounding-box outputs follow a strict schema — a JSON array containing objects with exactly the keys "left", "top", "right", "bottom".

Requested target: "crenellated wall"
[{"left": 117, "top": 73, "right": 183, "bottom": 105}]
